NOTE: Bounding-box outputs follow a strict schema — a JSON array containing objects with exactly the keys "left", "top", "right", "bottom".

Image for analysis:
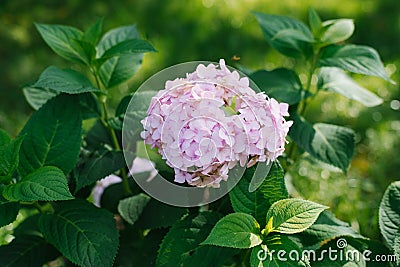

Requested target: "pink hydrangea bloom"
[{"left": 141, "top": 59, "right": 292, "bottom": 188}]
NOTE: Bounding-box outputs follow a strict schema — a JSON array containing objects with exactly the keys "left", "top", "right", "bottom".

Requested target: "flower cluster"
[{"left": 141, "top": 59, "right": 292, "bottom": 187}]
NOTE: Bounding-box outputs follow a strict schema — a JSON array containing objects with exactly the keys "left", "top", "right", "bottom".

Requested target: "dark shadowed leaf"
[
  {"left": 18, "top": 94, "right": 82, "bottom": 176},
  {"left": 39, "top": 199, "right": 119, "bottom": 267},
  {"left": 289, "top": 114, "right": 355, "bottom": 172}
]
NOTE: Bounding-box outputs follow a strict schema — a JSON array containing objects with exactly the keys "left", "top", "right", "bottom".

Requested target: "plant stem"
[{"left": 92, "top": 69, "right": 132, "bottom": 195}]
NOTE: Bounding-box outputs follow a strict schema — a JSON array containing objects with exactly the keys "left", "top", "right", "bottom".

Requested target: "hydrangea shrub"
[{"left": 0, "top": 8, "right": 398, "bottom": 267}]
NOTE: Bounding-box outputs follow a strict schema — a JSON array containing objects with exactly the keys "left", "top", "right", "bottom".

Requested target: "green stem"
[{"left": 92, "top": 69, "right": 132, "bottom": 195}]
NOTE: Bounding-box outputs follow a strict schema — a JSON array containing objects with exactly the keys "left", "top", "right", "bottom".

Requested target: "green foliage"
[
  {"left": 2, "top": 166, "right": 73, "bottom": 202},
  {"left": 318, "top": 44, "right": 392, "bottom": 82},
  {"left": 74, "top": 150, "right": 125, "bottom": 191},
  {"left": 30, "top": 66, "right": 100, "bottom": 94},
  {"left": 289, "top": 114, "right": 355, "bottom": 172},
  {"left": 318, "top": 67, "right": 383, "bottom": 107},
  {"left": 0, "top": 235, "right": 59, "bottom": 267},
  {"left": 157, "top": 211, "right": 237, "bottom": 267},
  {"left": 229, "top": 162, "right": 288, "bottom": 227},
  {"left": 250, "top": 68, "right": 303, "bottom": 105},
  {"left": 39, "top": 199, "right": 119, "bottom": 267},
  {"left": 379, "top": 181, "right": 400, "bottom": 249},
  {"left": 264, "top": 198, "right": 328, "bottom": 235},
  {"left": 0, "top": 136, "right": 24, "bottom": 183},
  {"left": 253, "top": 12, "right": 313, "bottom": 58},
  {"left": 118, "top": 193, "right": 151, "bottom": 225},
  {"left": 202, "top": 213, "right": 263, "bottom": 249},
  {"left": 18, "top": 94, "right": 82, "bottom": 177}
]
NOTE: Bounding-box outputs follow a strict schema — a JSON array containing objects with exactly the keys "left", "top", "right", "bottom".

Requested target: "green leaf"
[
  {"left": 253, "top": 12, "right": 314, "bottom": 58},
  {"left": 0, "top": 202, "right": 20, "bottom": 228},
  {"left": 202, "top": 213, "right": 262, "bottom": 249},
  {"left": 75, "top": 150, "right": 125, "bottom": 192},
  {"left": 250, "top": 68, "right": 303, "bottom": 105},
  {"left": 157, "top": 211, "right": 237, "bottom": 267},
  {"left": 99, "top": 54, "right": 144, "bottom": 88},
  {"left": 35, "top": 23, "right": 87, "bottom": 64},
  {"left": 101, "top": 39, "right": 156, "bottom": 58},
  {"left": 96, "top": 24, "right": 148, "bottom": 88},
  {"left": 39, "top": 199, "right": 119, "bottom": 267},
  {"left": 0, "top": 136, "right": 24, "bottom": 183},
  {"left": 289, "top": 115, "right": 355, "bottom": 172},
  {"left": 320, "top": 19, "right": 354, "bottom": 45},
  {"left": 118, "top": 193, "right": 151, "bottom": 225},
  {"left": 394, "top": 231, "right": 400, "bottom": 266},
  {"left": 134, "top": 197, "right": 187, "bottom": 229},
  {"left": 31, "top": 66, "right": 100, "bottom": 94},
  {"left": 308, "top": 7, "right": 322, "bottom": 36},
  {"left": 318, "top": 44, "right": 392, "bottom": 82},
  {"left": 18, "top": 94, "right": 82, "bottom": 177},
  {"left": 265, "top": 198, "right": 328, "bottom": 235},
  {"left": 379, "top": 181, "right": 400, "bottom": 248},
  {"left": 250, "top": 234, "right": 310, "bottom": 267},
  {"left": 97, "top": 24, "right": 141, "bottom": 54},
  {"left": 0, "top": 129, "right": 11, "bottom": 146},
  {"left": 22, "top": 87, "right": 59, "bottom": 110},
  {"left": 318, "top": 67, "right": 383, "bottom": 107},
  {"left": 0, "top": 234, "right": 59, "bottom": 267},
  {"left": 229, "top": 162, "right": 288, "bottom": 227},
  {"left": 2, "top": 166, "right": 73, "bottom": 201},
  {"left": 83, "top": 18, "right": 104, "bottom": 45}
]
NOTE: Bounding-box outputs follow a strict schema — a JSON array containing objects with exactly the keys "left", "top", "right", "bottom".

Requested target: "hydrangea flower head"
[{"left": 141, "top": 59, "right": 292, "bottom": 188}]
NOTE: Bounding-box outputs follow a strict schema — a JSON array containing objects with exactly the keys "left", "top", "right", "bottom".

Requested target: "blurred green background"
[{"left": 0, "top": 0, "right": 399, "bottom": 241}]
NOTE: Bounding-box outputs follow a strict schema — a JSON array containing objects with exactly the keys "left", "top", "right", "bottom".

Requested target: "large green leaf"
[
  {"left": 379, "top": 181, "right": 400, "bottom": 248},
  {"left": 35, "top": 23, "right": 87, "bottom": 64},
  {"left": 0, "top": 129, "right": 11, "bottom": 146},
  {"left": 38, "top": 199, "right": 119, "bottom": 267},
  {"left": 202, "top": 213, "right": 262, "bottom": 249},
  {"left": 31, "top": 66, "right": 100, "bottom": 94},
  {"left": 318, "top": 44, "right": 392, "bottom": 82},
  {"left": 250, "top": 68, "right": 303, "bottom": 105},
  {"left": 2, "top": 166, "right": 73, "bottom": 202},
  {"left": 97, "top": 24, "right": 140, "bottom": 54},
  {"left": 117, "top": 193, "right": 151, "bottom": 225},
  {"left": 253, "top": 12, "right": 314, "bottom": 58},
  {"left": 0, "top": 202, "right": 20, "bottom": 228},
  {"left": 229, "top": 162, "right": 288, "bottom": 227},
  {"left": 101, "top": 39, "right": 156, "bottom": 58},
  {"left": 320, "top": 19, "right": 354, "bottom": 45},
  {"left": 265, "top": 198, "right": 328, "bottom": 235},
  {"left": 99, "top": 54, "right": 144, "bottom": 88},
  {"left": 318, "top": 67, "right": 383, "bottom": 107},
  {"left": 289, "top": 114, "right": 355, "bottom": 172},
  {"left": 75, "top": 150, "right": 125, "bottom": 191},
  {"left": 18, "top": 94, "right": 82, "bottom": 177},
  {"left": 156, "top": 211, "right": 237, "bottom": 267},
  {"left": 97, "top": 25, "right": 149, "bottom": 88},
  {"left": 250, "top": 234, "right": 310, "bottom": 267},
  {"left": 0, "top": 235, "right": 59, "bottom": 267},
  {"left": 0, "top": 136, "right": 24, "bottom": 183}
]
